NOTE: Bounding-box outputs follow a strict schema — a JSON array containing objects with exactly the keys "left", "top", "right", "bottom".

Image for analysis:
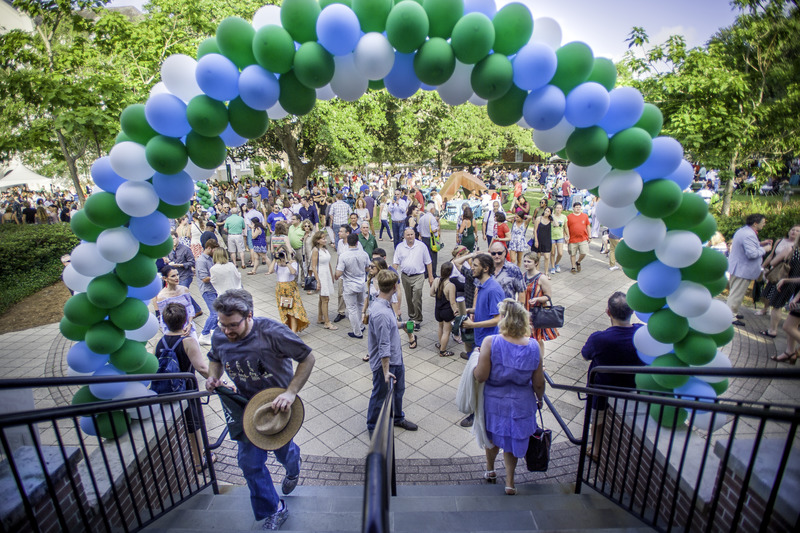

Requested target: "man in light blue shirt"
[
  {"left": 728, "top": 213, "right": 772, "bottom": 326},
  {"left": 335, "top": 233, "right": 370, "bottom": 339},
  {"left": 388, "top": 188, "right": 409, "bottom": 249}
]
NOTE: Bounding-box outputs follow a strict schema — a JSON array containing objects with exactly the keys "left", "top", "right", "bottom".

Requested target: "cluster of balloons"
[{"left": 196, "top": 181, "right": 214, "bottom": 213}]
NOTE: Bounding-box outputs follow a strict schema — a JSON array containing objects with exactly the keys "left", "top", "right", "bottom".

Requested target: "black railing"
[
  {"left": 362, "top": 379, "right": 396, "bottom": 533},
  {"left": 0, "top": 374, "right": 217, "bottom": 533}
]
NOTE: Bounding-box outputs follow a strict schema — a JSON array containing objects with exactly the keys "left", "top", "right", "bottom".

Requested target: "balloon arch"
[{"left": 63, "top": 0, "right": 732, "bottom": 437}]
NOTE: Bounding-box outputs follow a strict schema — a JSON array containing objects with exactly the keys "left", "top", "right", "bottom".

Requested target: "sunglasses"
[{"left": 490, "top": 251, "right": 505, "bottom": 256}]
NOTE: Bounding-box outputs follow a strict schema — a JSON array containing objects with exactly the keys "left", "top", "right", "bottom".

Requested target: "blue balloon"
[
  {"left": 635, "top": 311, "right": 653, "bottom": 323},
  {"left": 238, "top": 65, "right": 280, "bottom": 111},
  {"left": 523, "top": 85, "right": 565, "bottom": 130},
  {"left": 89, "top": 364, "right": 127, "bottom": 400},
  {"left": 637, "top": 136, "right": 684, "bottom": 182},
  {"left": 317, "top": 4, "right": 361, "bottom": 56},
  {"left": 564, "top": 82, "right": 610, "bottom": 128},
  {"left": 152, "top": 171, "right": 195, "bottom": 206},
  {"left": 513, "top": 42, "right": 557, "bottom": 91},
  {"left": 674, "top": 377, "right": 716, "bottom": 410},
  {"left": 665, "top": 159, "right": 695, "bottom": 191},
  {"left": 420, "top": 82, "right": 436, "bottom": 91},
  {"left": 598, "top": 87, "right": 644, "bottom": 135},
  {"left": 144, "top": 93, "right": 191, "bottom": 138},
  {"left": 220, "top": 124, "right": 247, "bottom": 148},
  {"left": 637, "top": 260, "right": 682, "bottom": 298},
  {"left": 196, "top": 53, "right": 240, "bottom": 102},
  {"left": 91, "top": 156, "right": 126, "bottom": 194},
  {"left": 384, "top": 52, "right": 421, "bottom": 99},
  {"left": 128, "top": 210, "right": 171, "bottom": 246},
  {"left": 636, "top": 350, "right": 657, "bottom": 365},
  {"left": 67, "top": 341, "right": 110, "bottom": 374},
  {"left": 127, "top": 275, "right": 162, "bottom": 301},
  {"left": 79, "top": 416, "right": 98, "bottom": 436},
  {"left": 464, "top": 0, "right": 496, "bottom": 18}
]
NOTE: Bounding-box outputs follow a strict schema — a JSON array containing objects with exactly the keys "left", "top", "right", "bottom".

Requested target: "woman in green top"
[
  {"left": 549, "top": 203, "right": 568, "bottom": 274},
  {"left": 458, "top": 205, "right": 476, "bottom": 252}
]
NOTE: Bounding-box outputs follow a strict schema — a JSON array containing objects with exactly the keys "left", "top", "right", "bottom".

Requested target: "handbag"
[
  {"left": 303, "top": 275, "right": 317, "bottom": 291},
  {"left": 766, "top": 258, "right": 791, "bottom": 285},
  {"left": 429, "top": 220, "right": 442, "bottom": 252},
  {"left": 279, "top": 296, "right": 294, "bottom": 308},
  {"left": 525, "top": 408, "right": 551, "bottom": 472},
  {"left": 530, "top": 296, "right": 565, "bottom": 329}
]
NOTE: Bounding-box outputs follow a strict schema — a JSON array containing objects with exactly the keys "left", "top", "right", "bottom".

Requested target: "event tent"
[
  {"left": 0, "top": 164, "right": 55, "bottom": 191},
  {"left": 439, "top": 171, "right": 487, "bottom": 202}
]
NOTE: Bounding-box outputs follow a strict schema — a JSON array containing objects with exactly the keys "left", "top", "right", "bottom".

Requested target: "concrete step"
[{"left": 143, "top": 483, "right": 653, "bottom": 532}]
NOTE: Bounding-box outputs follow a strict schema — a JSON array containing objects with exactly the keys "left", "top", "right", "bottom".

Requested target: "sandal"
[
  {"left": 759, "top": 330, "right": 777, "bottom": 338},
  {"left": 323, "top": 323, "right": 338, "bottom": 330},
  {"left": 439, "top": 350, "right": 454, "bottom": 357},
  {"left": 505, "top": 486, "right": 517, "bottom": 496},
  {"left": 435, "top": 342, "right": 441, "bottom": 349},
  {"left": 576, "top": 262, "right": 581, "bottom": 272},
  {"left": 362, "top": 355, "right": 370, "bottom": 362},
  {"left": 409, "top": 335, "right": 418, "bottom": 349},
  {"left": 570, "top": 268, "right": 577, "bottom": 273},
  {"left": 771, "top": 351, "right": 798, "bottom": 364},
  {"left": 247, "top": 271, "right": 257, "bottom": 275},
  {"left": 484, "top": 470, "right": 497, "bottom": 484}
]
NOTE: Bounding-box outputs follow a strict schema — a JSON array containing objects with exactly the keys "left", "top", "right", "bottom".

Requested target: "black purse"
[
  {"left": 303, "top": 275, "right": 317, "bottom": 291},
  {"left": 525, "top": 408, "right": 551, "bottom": 472},
  {"left": 530, "top": 296, "right": 564, "bottom": 329}
]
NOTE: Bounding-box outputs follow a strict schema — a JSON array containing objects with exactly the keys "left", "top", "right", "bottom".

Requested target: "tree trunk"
[
  {"left": 721, "top": 155, "right": 739, "bottom": 217},
  {"left": 56, "top": 129, "right": 86, "bottom": 205},
  {"left": 273, "top": 123, "right": 329, "bottom": 192}
]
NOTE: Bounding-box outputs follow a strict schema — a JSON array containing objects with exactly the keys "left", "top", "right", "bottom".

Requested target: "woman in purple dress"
[{"left": 474, "top": 298, "right": 545, "bottom": 495}]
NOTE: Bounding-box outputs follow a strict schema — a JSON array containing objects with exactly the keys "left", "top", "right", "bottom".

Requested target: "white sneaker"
[
  {"left": 199, "top": 334, "right": 212, "bottom": 345},
  {"left": 550, "top": 268, "right": 556, "bottom": 274},
  {"left": 609, "top": 266, "right": 620, "bottom": 271},
  {"left": 555, "top": 265, "right": 562, "bottom": 273}
]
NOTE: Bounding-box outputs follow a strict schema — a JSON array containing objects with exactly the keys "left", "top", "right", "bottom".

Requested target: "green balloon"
[
  {"left": 85, "top": 320, "right": 126, "bottom": 354},
  {"left": 649, "top": 403, "right": 688, "bottom": 428},
  {"left": 352, "top": 0, "right": 392, "bottom": 32},
  {"left": 87, "top": 273, "right": 128, "bottom": 309},
  {"left": 84, "top": 192, "right": 130, "bottom": 229},
  {"left": 702, "top": 275, "right": 728, "bottom": 297},
  {"left": 120, "top": 104, "right": 157, "bottom": 145},
  {"left": 635, "top": 103, "right": 663, "bottom": 138},
  {"left": 116, "top": 253, "right": 157, "bottom": 288},
  {"left": 282, "top": 0, "right": 321, "bottom": 41},
  {"left": 228, "top": 97, "right": 269, "bottom": 139},
  {"left": 139, "top": 237, "right": 173, "bottom": 259},
  {"left": 216, "top": 17, "right": 257, "bottom": 69},
  {"left": 471, "top": 53, "right": 513, "bottom": 100},
  {"left": 60, "top": 317, "right": 89, "bottom": 341},
  {"left": 157, "top": 200, "right": 191, "bottom": 219},
  {"left": 294, "top": 42, "right": 335, "bottom": 89},
  {"left": 663, "top": 193, "right": 708, "bottom": 230},
  {"left": 386, "top": 0, "right": 429, "bottom": 53},
  {"left": 606, "top": 127, "right": 652, "bottom": 170},
  {"left": 550, "top": 42, "right": 594, "bottom": 94},
  {"left": 651, "top": 353, "right": 690, "bottom": 389},
  {"left": 690, "top": 214, "right": 718, "bottom": 243},
  {"left": 709, "top": 379, "right": 729, "bottom": 396},
  {"left": 368, "top": 78, "right": 385, "bottom": 91},
  {"left": 253, "top": 25, "right": 296, "bottom": 74},
  {"left": 558, "top": 148, "right": 570, "bottom": 161},
  {"left": 278, "top": 71, "right": 317, "bottom": 116},
  {"left": 586, "top": 58, "right": 617, "bottom": 91},
  {"left": 635, "top": 373, "right": 672, "bottom": 394},
  {"left": 131, "top": 353, "right": 159, "bottom": 376},
  {"left": 64, "top": 292, "right": 108, "bottom": 326},
  {"left": 70, "top": 210, "right": 104, "bottom": 242},
  {"left": 95, "top": 411, "right": 130, "bottom": 440},
  {"left": 110, "top": 340, "right": 149, "bottom": 372},
  {"left": 186, "top": 132, "right": 227, "bottom": 170},
  {"left": 626, "top": 283, "right": 666, "bottom": 313},
  {"left": 145, "top": 135, "right": 188, "bottom": 175},
  {"left": 487, "top": 85, "right": 526, "bottom": 126},
  {"left": 566, "top": 126, "right": 609, "bottom": 167},
  {"left": 615, "top": 241, "right": 657, "bottom": 270},
  {"left": 648, "top": 309, "right": 689, "bottom": 344},
  {"left": 197, "top": 37, "right": 220, "bottom": 59},
  {"left": 709, "top": 326, "right": 734, "bottom": 347},
  {"left": 108, "top": 298, "right": 150, "bottom": 331},
  {"left": 187, "top": 95, "right": 229, "bottom": 137},
  {"left": 450, "top": 12, "right": 495, "bottom": 64},
  {"left": 674, "top": 332, "right": 717, "bottom": 366},
  {"left": 621, "top": 266, "right": 640, "bottom": 279},
  {"left": 423, "top": 0, "right": 463, "bottom": 39},
  {"left": 72, "top": 386, "right": 101, "bottom": 405},
  {"left": 414, "top": 37, "right": 456, "bottom": 86},
  {"left": 491, "top": 2, "right": 532, "bottom": 56},
  {"left": 115, "top": 132, "right": 133, "bottom": 144},
  {"left": 634, "top": 179, "right": 683, "bottom": 218},
  {"left": 321, "top": 0, "right": 351, "bottom": 6}
]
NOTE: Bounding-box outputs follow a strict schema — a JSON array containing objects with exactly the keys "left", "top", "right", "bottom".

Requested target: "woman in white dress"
[
  {"left": 309, "top": 230, "right": 337, "bottom": 330},
  {"left": 153, "top": 266, "right": 196, "bottom": 338},
  {"left": 210, "top": 247, "right": 242, "bottom": 295}
]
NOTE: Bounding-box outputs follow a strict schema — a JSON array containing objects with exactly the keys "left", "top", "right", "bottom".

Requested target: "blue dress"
[{"left": 483, "top": 335, "right": 540, "bottom": 458}]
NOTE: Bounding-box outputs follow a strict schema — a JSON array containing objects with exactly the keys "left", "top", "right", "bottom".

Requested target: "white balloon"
[
  {"left": 115, "top": 180, "right": 160, "bottom": 218},
  {"left": 70, "top": 242, "right": 116, "bottom": 277},
  {"left": 252, "top": 5, "right": 282, "bottom": 29},
  {"left": 567, "top": 159, "right": 612, "bottom": 190},
  {"left": 116, "top": 384, "right": 158, "bottom": 419},
  {"left": 531, "top": 17, "right": 562, "bottom": 50},
  {"left": 437, "top": 61, "right": 474, "bottom": 106},
  {"left": 666, "top": 281, "right": 713, "bottom": 318},
  {"left": 633, "top": 326, "right": 673, "bottom": 357},
  {"left": 184, "top": 159, "right": 217, "bottom": 181},
  {"left": 595, "top": 200, "right": 638, "bottom": 229},
  {"left": 354, "top": 33, "right": 395, "bottom": 80},
  {"left": 468, "top": 93, "right": 487, "bottom": 106},
  {"left": 161, "top": 54, "right": 203, "bottom": 102},
  {"left": 691, "top": 350, "right": 732, "bottom": 383},
  {"left": 516, "top": 116, "right": 531, "bottom": 129},
  {"left": 125, "top": 313, "right": 160, "bottom": 342},
  {"left": 96, "top": 227, "right": 140, "bottom": 264},
  {"left": 532, "top": 117, "right": 575, "bottom": 153},
  {"left": 267, "top": 101, "right": 289, "bottom": 119},
  {"left": 692, "top": 411, "right": 728, "bottom": 432},
  {"left": 150, "top": 82, "right": 170, "bottom": 96},
  {"left": 623, "top": 215, "right": 667, "bottom": 252},
  {"left": 598, "top": 170, "right": 643, "bottom": 208},
  {"left": 656, "top": 230, "right": 704, "bottom": 269},
  {"left": 688, "top": 300, "right": 733, "bottom": 335},
  {"left": 109, "top": 142, "right": 154, "bottom": 182},
  {"left": 62, "top": 264, "right": 95, "bottom": 293},
  {"left": 316, "top": 84, "right": 335, "bottom": 101},
  {"left": 331, "top": 54, "right": 368, "bottom": 101}
]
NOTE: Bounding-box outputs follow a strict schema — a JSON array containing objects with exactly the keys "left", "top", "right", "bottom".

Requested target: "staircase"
[{"left": 143, "top": 482, "right": 653, "bottom": 532}]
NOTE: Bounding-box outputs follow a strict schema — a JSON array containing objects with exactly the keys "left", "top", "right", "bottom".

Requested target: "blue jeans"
[
  {"left": 366, "top": 364, "right": 406, "bottom": 431},
  {"left": 237, "top": 438, "right": 301, "bottom": 520},
  {"left": 332, "top": 223, "right": 343, "bottom": 246},
  {"left": 200, "top": 290, "right": 218, "bottom": 336},
  {"left": 379, "top": 220, "right": 392, "bottom": 240},
  {"left": 391, "top": 221, "right": 406, "bottom": 249}
]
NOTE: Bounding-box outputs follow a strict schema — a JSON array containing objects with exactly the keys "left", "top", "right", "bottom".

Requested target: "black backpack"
[{"left": 151, "top": 336, "right": 187, "bottom": 394}]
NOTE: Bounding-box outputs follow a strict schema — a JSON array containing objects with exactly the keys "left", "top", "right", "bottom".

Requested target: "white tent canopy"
[{"left": 0, "top": 163, "right": 55, "bottom": 191}]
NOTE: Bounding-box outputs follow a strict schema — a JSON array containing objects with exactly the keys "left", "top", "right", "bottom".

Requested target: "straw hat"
[{"left": 243, "top": 388, "right": 305, "bottom": 451}]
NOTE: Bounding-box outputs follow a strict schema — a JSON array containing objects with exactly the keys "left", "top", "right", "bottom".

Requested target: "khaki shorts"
[
  {"left": 568, "top": 241, "right": 589, "bottom": 256},
  {"left": 228, "top": 234, "right": 245, "bottom": 254}
]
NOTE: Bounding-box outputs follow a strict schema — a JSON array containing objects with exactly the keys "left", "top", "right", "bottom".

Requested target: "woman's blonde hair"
[
  {"left": 212, "top": 248, "right": 229, "bottom": 264},
  {"left": 498, "top": 298, "right": 531, "bottom": 338}
]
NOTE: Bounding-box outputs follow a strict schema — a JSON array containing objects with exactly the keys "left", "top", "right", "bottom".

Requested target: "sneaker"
[
  {"left": 608, "top": 266, "right": 620, "bottom": 271},
  {"left": 199, "top": 334, "right": 212, "bottom": 346},
  {"left": 394, "top": 419, "right": 418, "bottom": 431},
  {"left": 555, "top": 265, "right": 561, "bottom": 273},
  {"left": 282, "top": 459, "right": 301, "bottom": 495},
  {"left": 549, "top": 268, "right": 556, "bottom": 274},
  {"left": 414, "top": 323, "right": 421, "bottom": 331},
  {"left": 347, "top": 332, "right": 363, "bottom": 339},
  {"left": 333, "top": 313, "right": 346, "bottom": 323},
  {"left": 262, "top": 500, "right": 288, "bottom": 530},
  {"left": 460, "top": 414, "right": 474, "bottom": 427}
]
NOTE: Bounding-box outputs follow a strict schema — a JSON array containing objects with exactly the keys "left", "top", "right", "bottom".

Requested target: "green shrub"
[
  {"left": 712, "top": 199, "right": 800, "bottom": 243},
  {"left": 0, "top": 223, "right": 79, "bottom": 314}
]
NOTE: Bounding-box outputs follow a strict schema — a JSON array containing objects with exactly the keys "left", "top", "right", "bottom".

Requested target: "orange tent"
[{"left": 439, "top": 171, "right": 487, "bottom": 202}]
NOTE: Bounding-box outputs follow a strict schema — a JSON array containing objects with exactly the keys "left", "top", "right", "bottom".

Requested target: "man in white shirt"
[
  {"left": 482, "top": 200, "right": 503, "bottom": 247},
  {"left": 333, "top": 226, "right": 363, "bottom": 323},
  {"left": 388, "top": 188, "right": 409, "bottom": 250},
  {"left": 418, "top": 203, "right": 440, "bottom": 277},
  {"left": 335, "top": 233, "right": 371, "bottom": 339},
  {"left": 393, "top": 227, "right": 434, "bottom": 331}
]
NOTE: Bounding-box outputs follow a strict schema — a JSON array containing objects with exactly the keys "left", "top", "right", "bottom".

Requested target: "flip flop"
[
  {"left": 759, "top": 330, "right": 777, "bottom": 338},
  {"left": 247, "top": 271, "right": 256, "bottom": 275},
  {"left": 409, "top": 335, "right": 418, "bottom": 349},
  {"left": 439, "top": 350, "right": 454, "bottom": 357}
]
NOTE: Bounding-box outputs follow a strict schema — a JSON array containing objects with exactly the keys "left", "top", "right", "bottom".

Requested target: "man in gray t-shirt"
[{"left": 335, "top": 232, "right": 370, "bottom": 339}]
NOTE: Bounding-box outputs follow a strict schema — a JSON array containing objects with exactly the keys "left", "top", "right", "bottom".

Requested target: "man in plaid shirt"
[{"left": 329, "top": 193, "right": 352, "bottom": 245}]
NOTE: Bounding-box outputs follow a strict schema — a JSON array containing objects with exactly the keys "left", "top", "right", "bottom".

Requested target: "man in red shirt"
[
  {"left": 566, "top": 202, "right": 591, "bottom": 273},
  {"left": 561, "top": 177, "right": 571, "bottom": 210}
]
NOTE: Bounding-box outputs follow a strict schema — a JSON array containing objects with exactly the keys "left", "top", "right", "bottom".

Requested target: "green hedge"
[
  {"left": 0, "top": 223, "right": 79, "bottom": 315},
  {"left": 713, "top": 200, "right": 800, "bottom": 244}
]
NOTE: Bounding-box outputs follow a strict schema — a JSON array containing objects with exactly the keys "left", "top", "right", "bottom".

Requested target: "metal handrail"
[
  {"left": 543, "top": 371, "right": 582, "bottom": 445},
  {"left": 362, "top": 378, "right": 396, "bottom": 533}
]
